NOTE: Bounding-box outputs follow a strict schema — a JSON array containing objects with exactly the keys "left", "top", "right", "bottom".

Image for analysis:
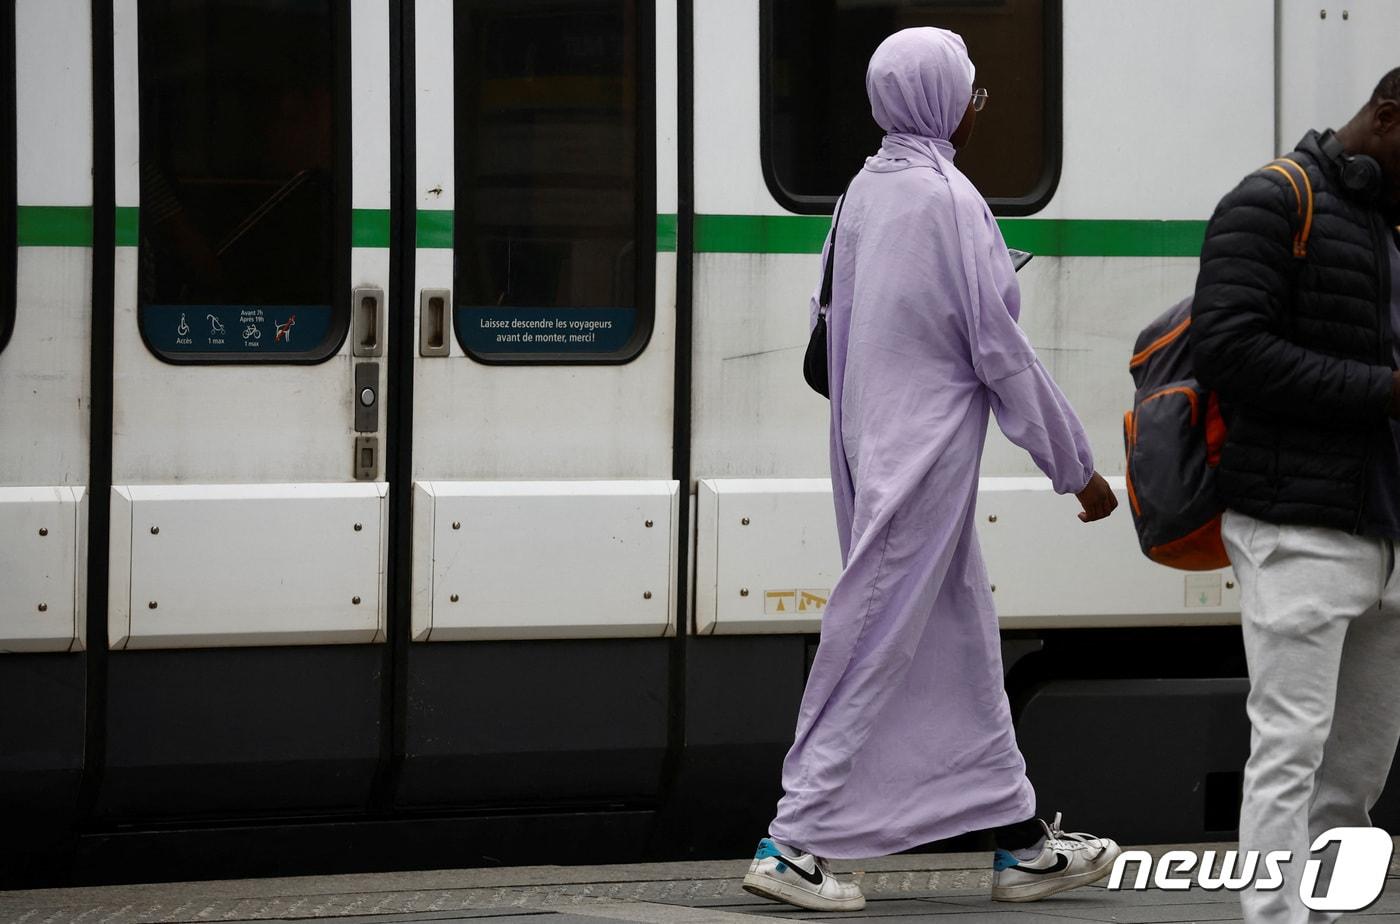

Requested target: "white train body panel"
[
  {"left": 108, "top": 483, "right": 388, "bottom": 650},
  {"left": 0, "top": 486, "right": 86, "bottom": 652},
  {"left": 410, "top": 1, "right": 678, "bottom": 486},
  {"left": 694, "top": 478, "right": 1239, "bottom": 636},
  {"left": 412, "top": 480, "right": 679, "bottom": 640},
  {"left": 2, "top": 0, "right": 1397, "bottom": 652},
  {"left": 687, "top": 0, "right": 1288, "bottom": 632},
  {"left": 6, "top": 0, "right": 1400, "bottom": 865},
  {"left": 0, "top": 0, "right": 93, "bottom": 652},
  {"left": 7, "top": 0, "right": 94, "bottom": 461}
]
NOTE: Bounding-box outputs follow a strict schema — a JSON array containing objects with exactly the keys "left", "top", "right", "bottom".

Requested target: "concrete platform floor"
[{"left": 5, "top": 841, "right": 1400, "bottom": 924}]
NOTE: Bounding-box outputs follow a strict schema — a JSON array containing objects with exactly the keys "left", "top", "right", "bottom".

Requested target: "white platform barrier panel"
[
  {"left": 412, "top": 481, "right": 680, "bottom": 641},
  {"left": 109, "top": 483, "right": 388, "bottom": 649},
  {"left": 0, "top": 486, "right": 86, "bottom": 652},
  {"left": 694, "top": 477, "right": 1240, "bottom": 634}
]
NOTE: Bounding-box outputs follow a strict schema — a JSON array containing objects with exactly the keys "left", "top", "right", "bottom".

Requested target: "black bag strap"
[{"left": 818, "top": 182, "right": 854, "bottom": 316}]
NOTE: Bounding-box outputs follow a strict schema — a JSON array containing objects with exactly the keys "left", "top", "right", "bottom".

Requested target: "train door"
[
  {"left": 0, "top": 0, "right": 91, "bottom": 869},
  {"left": 397, "top": 0, "right": 681, "bottom": 815},
  {"left": 98, "top": 0, "right": 390, "bottom": 819}
]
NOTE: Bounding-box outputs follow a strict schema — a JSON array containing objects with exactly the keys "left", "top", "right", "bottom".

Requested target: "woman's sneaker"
[
  {"left": 991, "top": 813, "right": 1122, "bottom": 902},
  {"left": 742, "top": 837, "right": 866, "bottom": 911}
]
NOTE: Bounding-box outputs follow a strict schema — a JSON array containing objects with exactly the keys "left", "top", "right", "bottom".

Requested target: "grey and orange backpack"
[{"left": 1123, "top": 156, "right": 1313, "bottom": 571}]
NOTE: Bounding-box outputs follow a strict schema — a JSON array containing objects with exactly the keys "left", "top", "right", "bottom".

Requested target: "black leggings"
[{"left": 993, "top": 816, "right": 1043, "bottom": 852}]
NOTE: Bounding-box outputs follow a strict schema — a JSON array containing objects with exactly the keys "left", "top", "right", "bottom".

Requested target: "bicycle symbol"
[{"left": 243, "top": 324, "right": 262, "bottom": 340}]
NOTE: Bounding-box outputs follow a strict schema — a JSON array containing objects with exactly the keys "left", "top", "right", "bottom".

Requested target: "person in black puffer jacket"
[{"left": 1191, "top": 68, "right": 1400, "bottom": 924}]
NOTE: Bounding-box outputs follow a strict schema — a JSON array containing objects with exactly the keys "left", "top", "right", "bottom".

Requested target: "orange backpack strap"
[{"left": 1261, "top": 157, "right": 1314, "bottom": 258}]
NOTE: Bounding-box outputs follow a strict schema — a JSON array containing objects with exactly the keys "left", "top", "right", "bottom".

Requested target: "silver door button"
[{"left": 359, "top": 387, "right": 375, "bottom": 407}]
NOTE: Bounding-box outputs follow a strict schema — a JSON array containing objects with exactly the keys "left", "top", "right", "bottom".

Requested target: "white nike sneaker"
[
  {"left": 991, "top": 813, "right": 1122, "bottom": 902},
  {"left": 742, "top": 837, "right": 866, "bottom": 912}
]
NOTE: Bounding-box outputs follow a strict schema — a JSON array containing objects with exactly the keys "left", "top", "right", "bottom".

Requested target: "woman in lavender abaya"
[{"left": 741, "top": 28, "right": 1123, "bottom": 912}]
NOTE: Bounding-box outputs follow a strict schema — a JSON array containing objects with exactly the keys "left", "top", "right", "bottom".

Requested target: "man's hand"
[{"left": 1075, "top": 472, "right": 1118, "bottom": 522}]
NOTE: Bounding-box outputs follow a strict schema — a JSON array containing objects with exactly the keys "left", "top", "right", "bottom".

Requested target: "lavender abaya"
[{"left": 767, "top": 28, "right": 1096, "bottom": 860}]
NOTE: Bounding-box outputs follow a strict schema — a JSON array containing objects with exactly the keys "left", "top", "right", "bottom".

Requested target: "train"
[{"left": 3, "top": 0, "right": 1398, "bottom": 887}]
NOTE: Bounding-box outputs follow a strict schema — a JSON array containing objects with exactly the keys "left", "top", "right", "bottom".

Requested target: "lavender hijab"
[
  {"left": 867, "top": 27, "right": 976, "bottom": 172},
  {"left": 770, "top": 28, "right": 1094, "bottom": 858}
]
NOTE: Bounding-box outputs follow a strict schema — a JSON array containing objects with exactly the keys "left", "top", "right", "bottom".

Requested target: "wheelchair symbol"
[{"left": 176, "top": 313, "right": 190, "bottom": 337}]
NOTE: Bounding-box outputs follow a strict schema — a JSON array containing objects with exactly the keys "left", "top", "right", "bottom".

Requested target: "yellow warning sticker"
[
  {"left": 764, "top": 589, "right": 830, "bottom": 616},
  {"left": 764, "top": 590, "right": 796, "bottom": 613}
]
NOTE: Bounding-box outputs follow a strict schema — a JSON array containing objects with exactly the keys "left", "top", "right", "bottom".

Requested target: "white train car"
[{"left": 0, "top": 0, "right": 1396, "bottom": 884}]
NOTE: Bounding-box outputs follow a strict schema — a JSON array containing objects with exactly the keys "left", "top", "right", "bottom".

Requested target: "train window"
[
  {"left": 136, "top": 0, "right": 348, "bottom": 363},
  {"left": 454, "top": 0, "right": 654, "bottom": 363},
  {"left": 763, "top": 0, "right": 1060, "bottom": 216},
  {"left": 0, "top": 1, "right": 14, "bottom": 355}
]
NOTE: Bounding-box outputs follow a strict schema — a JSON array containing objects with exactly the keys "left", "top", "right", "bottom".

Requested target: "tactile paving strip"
[
  {"left": 11, "top": 841, "right": 1391, "bottom": 924},
  {"left": 0, "top": 867, "right": 996, "bottom": 924}
]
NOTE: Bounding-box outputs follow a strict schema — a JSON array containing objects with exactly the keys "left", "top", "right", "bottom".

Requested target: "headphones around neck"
[{"left": 1319, "top": 129, "right": 1384, "bottom": 201}]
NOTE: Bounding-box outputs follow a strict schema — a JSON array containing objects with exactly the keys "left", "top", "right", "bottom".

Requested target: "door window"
[
  {"left": 454, "top": 0, "right": 653, "bottom": 362},
  {"left": 136, "top": 0, "right": 348, "bottom": 362}
]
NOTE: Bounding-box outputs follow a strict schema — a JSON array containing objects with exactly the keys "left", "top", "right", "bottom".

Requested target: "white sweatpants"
[{"left": 1222, "top": 509, "right": 1400, "bottom": 924}]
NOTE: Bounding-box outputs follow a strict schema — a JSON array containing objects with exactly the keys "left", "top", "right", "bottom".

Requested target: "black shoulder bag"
[{"left": 802, "top": 190, "right": 849, "bottom": 399}]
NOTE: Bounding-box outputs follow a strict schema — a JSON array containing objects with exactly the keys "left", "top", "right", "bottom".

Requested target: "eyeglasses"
[{"left": 971, "top": 88, "right": 989, "bottom": 112}]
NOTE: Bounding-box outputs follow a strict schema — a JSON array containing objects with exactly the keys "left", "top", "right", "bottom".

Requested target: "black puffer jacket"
[{"left": 1190, "top": 130, "right": 1395, "bottom": 531}]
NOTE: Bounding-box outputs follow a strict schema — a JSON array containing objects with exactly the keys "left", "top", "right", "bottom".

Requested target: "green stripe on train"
[
  {"left": 15, "top": 207, "right": 680, "bottom": 251},
  {"left": 353, "top": 209, "right": 391, "bottom": 248},
  {"left": 413, "top": 211, "right": 1205, "bottom": 256},
  {"left": 998, "top": 218, "right": 1207, "bottom": 258},
  {"left": 656, "top": 213, "right": 678, "bottom": 253},
  {"left": 115, "top": 206, "right": 139, "bottom": 246},
  {"left": 691, "top": 214, "right": 1208, "bottom": 257},
  {"left": 22, "top": 206, "right": 1208, "bottom": 258},
  {"left": 17, "top": 206, "right": 93, "bottom": 247},
  {"left": 17, "top": 206, "right": 398, "bottom": 248},
  {"left": 417, "top": 209, "right": 453, "bottom": 248},
  {"left": 412, "top": 210, "right": 678, "bottom": 252}
]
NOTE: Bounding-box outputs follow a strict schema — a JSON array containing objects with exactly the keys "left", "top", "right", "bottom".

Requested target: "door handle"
[
  {"left": 353, "top": 287, "right": 383, "bottom": 357},
  {"left": 419, "top": 289, "right": 451, "bottom": 357}
]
